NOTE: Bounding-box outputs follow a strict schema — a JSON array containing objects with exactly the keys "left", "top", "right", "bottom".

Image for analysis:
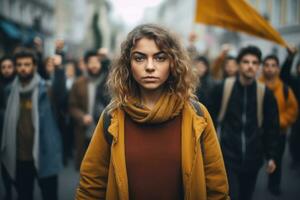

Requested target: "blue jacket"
[{"left": 37, "top": 81, "right": 63, "bottom": 177}]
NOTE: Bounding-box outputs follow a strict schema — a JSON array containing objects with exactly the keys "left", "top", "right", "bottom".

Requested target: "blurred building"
[
  {"left": 55, "top": 0, "right": 88, "bottom": 58},
  {"left": 142, "top": 0, "right": 223, "bottom": 57},
  {"left": 0, "top": 0, "right": 55, "bottom": 56},
  {"left": 82, "top": 0, "right": 121, "bottom": 55},
  {"left": 242, "top": 0, "right": 300, "bottom": 63},
  {"left": 143, "top": 0, "right": 300, "bottom": 62},
  {"left": 55, "top": 0, "right": 122, "bottom": 58}
]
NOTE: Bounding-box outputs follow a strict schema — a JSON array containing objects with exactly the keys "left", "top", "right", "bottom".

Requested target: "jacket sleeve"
[
  {"left": 262, "top": 89, "right": 280, "bottom": 160},
  {"left": 200, "top": 104, "right": 230, "bottom": 200},
  {"left": 280, "top": 52, "right": 296, "bottom": 86},
  {"left": 76, "top": 113, "right": 110, "bottom": 200},
  {"left": 280, "top": 88, "right": 298, "bottom": 129},
  {"left": 69, "top": 82, "right": 86, "bottom": 124}
]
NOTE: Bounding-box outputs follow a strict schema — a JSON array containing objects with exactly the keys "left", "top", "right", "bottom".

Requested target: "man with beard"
[
  {"left": 259, "top": 54, "right": 298, "bottom": 195},
  {"left": 0, "top": 49, "right": 63, "bottom": 200},
  {"left": 280, "top": 47, "right": 300, "bottom": 169},
  {"left": 0, "top": 56, "right": 16, "bottom": 200},
  {"left": 209, "top": 46, "right": 280, "bottom": 200},
  {"left": 0, "top": 56, "right": 16, "bottom": 143},
  {"left": 69, "top": 50, "right": 110, "bottom": 170}
]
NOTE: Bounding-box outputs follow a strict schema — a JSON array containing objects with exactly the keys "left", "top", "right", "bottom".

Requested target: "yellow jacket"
[
  {"left": 76, "top": 103, "right": 229, "bottom": 200},
  {"left": 260, "top": 77, "right": 298, "bottom": 130}
]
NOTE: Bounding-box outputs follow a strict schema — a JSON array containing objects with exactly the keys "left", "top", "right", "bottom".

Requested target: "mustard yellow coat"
[{"left": 76, "top": 103, "right": 229, "bottom": 200}]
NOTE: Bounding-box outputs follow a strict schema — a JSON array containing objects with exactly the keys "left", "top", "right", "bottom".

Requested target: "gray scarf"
[
  {"left": 86, "top": 73, "right": 106, "bottom": 138},
  {"left": 1, "top": 73, "right": 40, "bottom": 179}
]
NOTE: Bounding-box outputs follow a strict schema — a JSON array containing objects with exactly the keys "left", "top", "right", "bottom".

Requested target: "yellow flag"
[{"left": 194, "top": 0, "right": 287, "bottom": 47}]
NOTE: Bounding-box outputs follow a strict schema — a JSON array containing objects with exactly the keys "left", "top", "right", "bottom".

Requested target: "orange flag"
[{"left": 194, "top": 0, "right": 288, "bottom": 47}]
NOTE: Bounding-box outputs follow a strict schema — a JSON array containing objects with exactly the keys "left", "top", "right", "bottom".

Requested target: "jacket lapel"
[
  {"left": 108, "top": 109, "right": 129, "bottom": 200},
  {"left": 181, "top": 103, "right": 207, "bottom": 199}
]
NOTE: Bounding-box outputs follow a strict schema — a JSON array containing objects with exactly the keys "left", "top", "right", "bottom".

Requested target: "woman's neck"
[{"left": 140, "top": 88, "right": 164, "bottom": 110}]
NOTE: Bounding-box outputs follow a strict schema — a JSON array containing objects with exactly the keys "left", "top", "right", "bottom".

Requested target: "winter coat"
[{"left": 76, "top": 103, "right": 229, "bottom": 200}]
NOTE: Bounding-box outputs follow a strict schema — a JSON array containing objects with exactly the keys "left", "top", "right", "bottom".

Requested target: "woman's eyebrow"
[{"left": 131, "top": 51, "right": 165, "bottom": 56}]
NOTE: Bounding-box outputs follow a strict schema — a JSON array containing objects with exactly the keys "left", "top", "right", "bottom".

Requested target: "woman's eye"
[
  {"left": 134, "top": 56, "right": 144, "bottom": 62},
  {"left": 155, "top": 56, "right": 167, "bottom": 62}
]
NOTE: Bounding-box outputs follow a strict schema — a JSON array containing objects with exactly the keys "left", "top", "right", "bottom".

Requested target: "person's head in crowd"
[
  {"left": 44, "top": 56, "right": 55, "bottom": 77},
  {"left": 224, "top": 56, "right": 238, "bottom": 77},
  {"left": 107, "top": 23, "right": 197, "bottom": 109},
  {"left": 193, "top": 55, "right": 210, "bottom": 79},
  {"left": 0, "top": 56, "right": 15, "bottom": 83},
  {"left": 65, "top": 60, "right": 76, "bottom": 79},
  {"left": 13, "top": 49, "right": 37, "bottom": 84},
  {"left": 262, "top": 55, "right": 280, "bottom": 80},
  {"left": 84, "top": 50, "right": 102, "bottom": 78},
  {"left": 236, "top": 45, "right": 262, "bottom": 83},
  {"left": 98, "top": 47, "right": 109, "bottom": 60}
]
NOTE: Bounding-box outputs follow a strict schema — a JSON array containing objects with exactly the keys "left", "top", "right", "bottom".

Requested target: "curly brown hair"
[{"left": 107, "top": 24, "right": 198, "bottom": 111}]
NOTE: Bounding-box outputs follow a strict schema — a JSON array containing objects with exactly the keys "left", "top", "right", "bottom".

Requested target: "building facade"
[{"left": 0, "top": 0, "right": 55, "bottom": 56}]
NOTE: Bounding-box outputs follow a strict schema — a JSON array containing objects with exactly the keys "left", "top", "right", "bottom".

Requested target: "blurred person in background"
[
  {"left": 209, "top": 46, "right": 279, "bottom": 200},
  {"left": 76, "top": 24, "right": 229, "bottom": 200},
  {"left": 69, "top": 50, "right": 110, "bottom": 170},
  {"left": 194, "top": 55, "right": 215, "bottom": 108},
  {"left": 0, "top": 56, "right": 15, "bottom": 87},
  {"left": 43, "top": 56, "right": 55, "bottom": 85},
  {"left": 98, "top": 47, "right": 111, "bottom": 70},
  {"left": 0, "top": 56, "right": 15, "bottom": 200},
  {"left": 260, "top": 54, "right": 298, "bottom": 195},
  {"left": 280, "top": 47, "right": 300, "bottom": 169},
  {"left": 60, "top": 59, "right": 77, "bottom": 164},
  {"left": 65, "top": 60, "right": 77, "bottom": 91},
  {"left": 76, "top": 57, "right": 87, "bottom": 76},
  {"left": 212, "top": 44, "right": 238, "bottom": 81},
  {"left": 0, "top": 49, "right": 62, "bottom": 200}
]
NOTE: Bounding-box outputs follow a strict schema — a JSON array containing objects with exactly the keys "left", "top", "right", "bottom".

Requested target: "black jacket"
[
  {"left": 209, "top": 77, "right": 279, "bottom": 172},
  {"left": 280, "top": 53, "right": 300, "bottom": 119}
]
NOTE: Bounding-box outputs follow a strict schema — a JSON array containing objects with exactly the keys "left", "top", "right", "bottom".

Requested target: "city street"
[{"left": 1, "top": 145, "right": 300, "bottom": 200}]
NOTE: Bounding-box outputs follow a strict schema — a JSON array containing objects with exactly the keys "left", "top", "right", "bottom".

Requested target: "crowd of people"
[{"left": 0, "top": 23, "right": 300, "bottom": 200}]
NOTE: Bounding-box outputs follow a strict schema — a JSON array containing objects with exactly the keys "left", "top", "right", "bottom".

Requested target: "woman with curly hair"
[{"left": 76, "top": 24, "right": 229, "bottom": 200}]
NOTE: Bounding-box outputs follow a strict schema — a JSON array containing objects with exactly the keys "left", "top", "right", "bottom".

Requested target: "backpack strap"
[
  {"left": 103, "top": 109, "right": 113, "bottom": 145},
  {"left": 190, "top": 99, "right": 204, "bottom": 117},
  {"left": 218, "top": 77, "right": 236, "bottom": 123},
  {"left": 256, "top": 81, "right": 266, "bottom": 128},
  {"left": 189, "top": 99, "right": 206, "bottom": 156}
]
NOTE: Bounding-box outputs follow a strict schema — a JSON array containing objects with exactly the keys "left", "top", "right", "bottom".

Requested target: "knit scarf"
[
  {"left": 122, "top": 92, "right": 184, "bottom": 124},
  {"left": 1, "top": 73, "right": 40, "bottom": 180}
]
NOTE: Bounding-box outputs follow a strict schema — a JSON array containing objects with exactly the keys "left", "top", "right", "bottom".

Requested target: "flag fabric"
[{"left": 194, "top": 0, "right": 288, "bottom": 47}]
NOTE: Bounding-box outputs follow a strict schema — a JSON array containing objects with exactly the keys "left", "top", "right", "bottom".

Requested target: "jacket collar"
[{"left": 107, "top": 103, "right": 208, "bottom": 199}]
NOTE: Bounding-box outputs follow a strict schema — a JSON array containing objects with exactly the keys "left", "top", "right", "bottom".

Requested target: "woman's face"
[{"left": 130, "top": 38, "right": 170, "bottom": 94}]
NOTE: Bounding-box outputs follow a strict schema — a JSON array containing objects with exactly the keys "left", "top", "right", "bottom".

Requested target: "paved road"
[{"left": 1, "top": 148, "right": 300, "bottom": 200}]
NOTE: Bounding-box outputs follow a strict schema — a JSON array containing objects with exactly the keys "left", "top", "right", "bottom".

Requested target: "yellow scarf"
[{"left": 122, "top": 92, "right": 184, "bottom": 124}]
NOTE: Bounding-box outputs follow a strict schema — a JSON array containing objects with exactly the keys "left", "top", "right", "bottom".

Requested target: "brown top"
[
  {"left": 125, "top": 114, "right": 184, "bottom": 200},
  {"left": 17, "top": 92, "right": 34, "bottom": 161}
]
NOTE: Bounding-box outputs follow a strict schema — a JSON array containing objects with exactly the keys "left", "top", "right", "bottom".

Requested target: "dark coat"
[{"left": 209, "top": 77, "right": 280, "bottom": 171}]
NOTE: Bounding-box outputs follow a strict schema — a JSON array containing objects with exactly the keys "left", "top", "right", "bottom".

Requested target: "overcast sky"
[{"left": 111, "top": 0, "right": 163, "bottom": 27}]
